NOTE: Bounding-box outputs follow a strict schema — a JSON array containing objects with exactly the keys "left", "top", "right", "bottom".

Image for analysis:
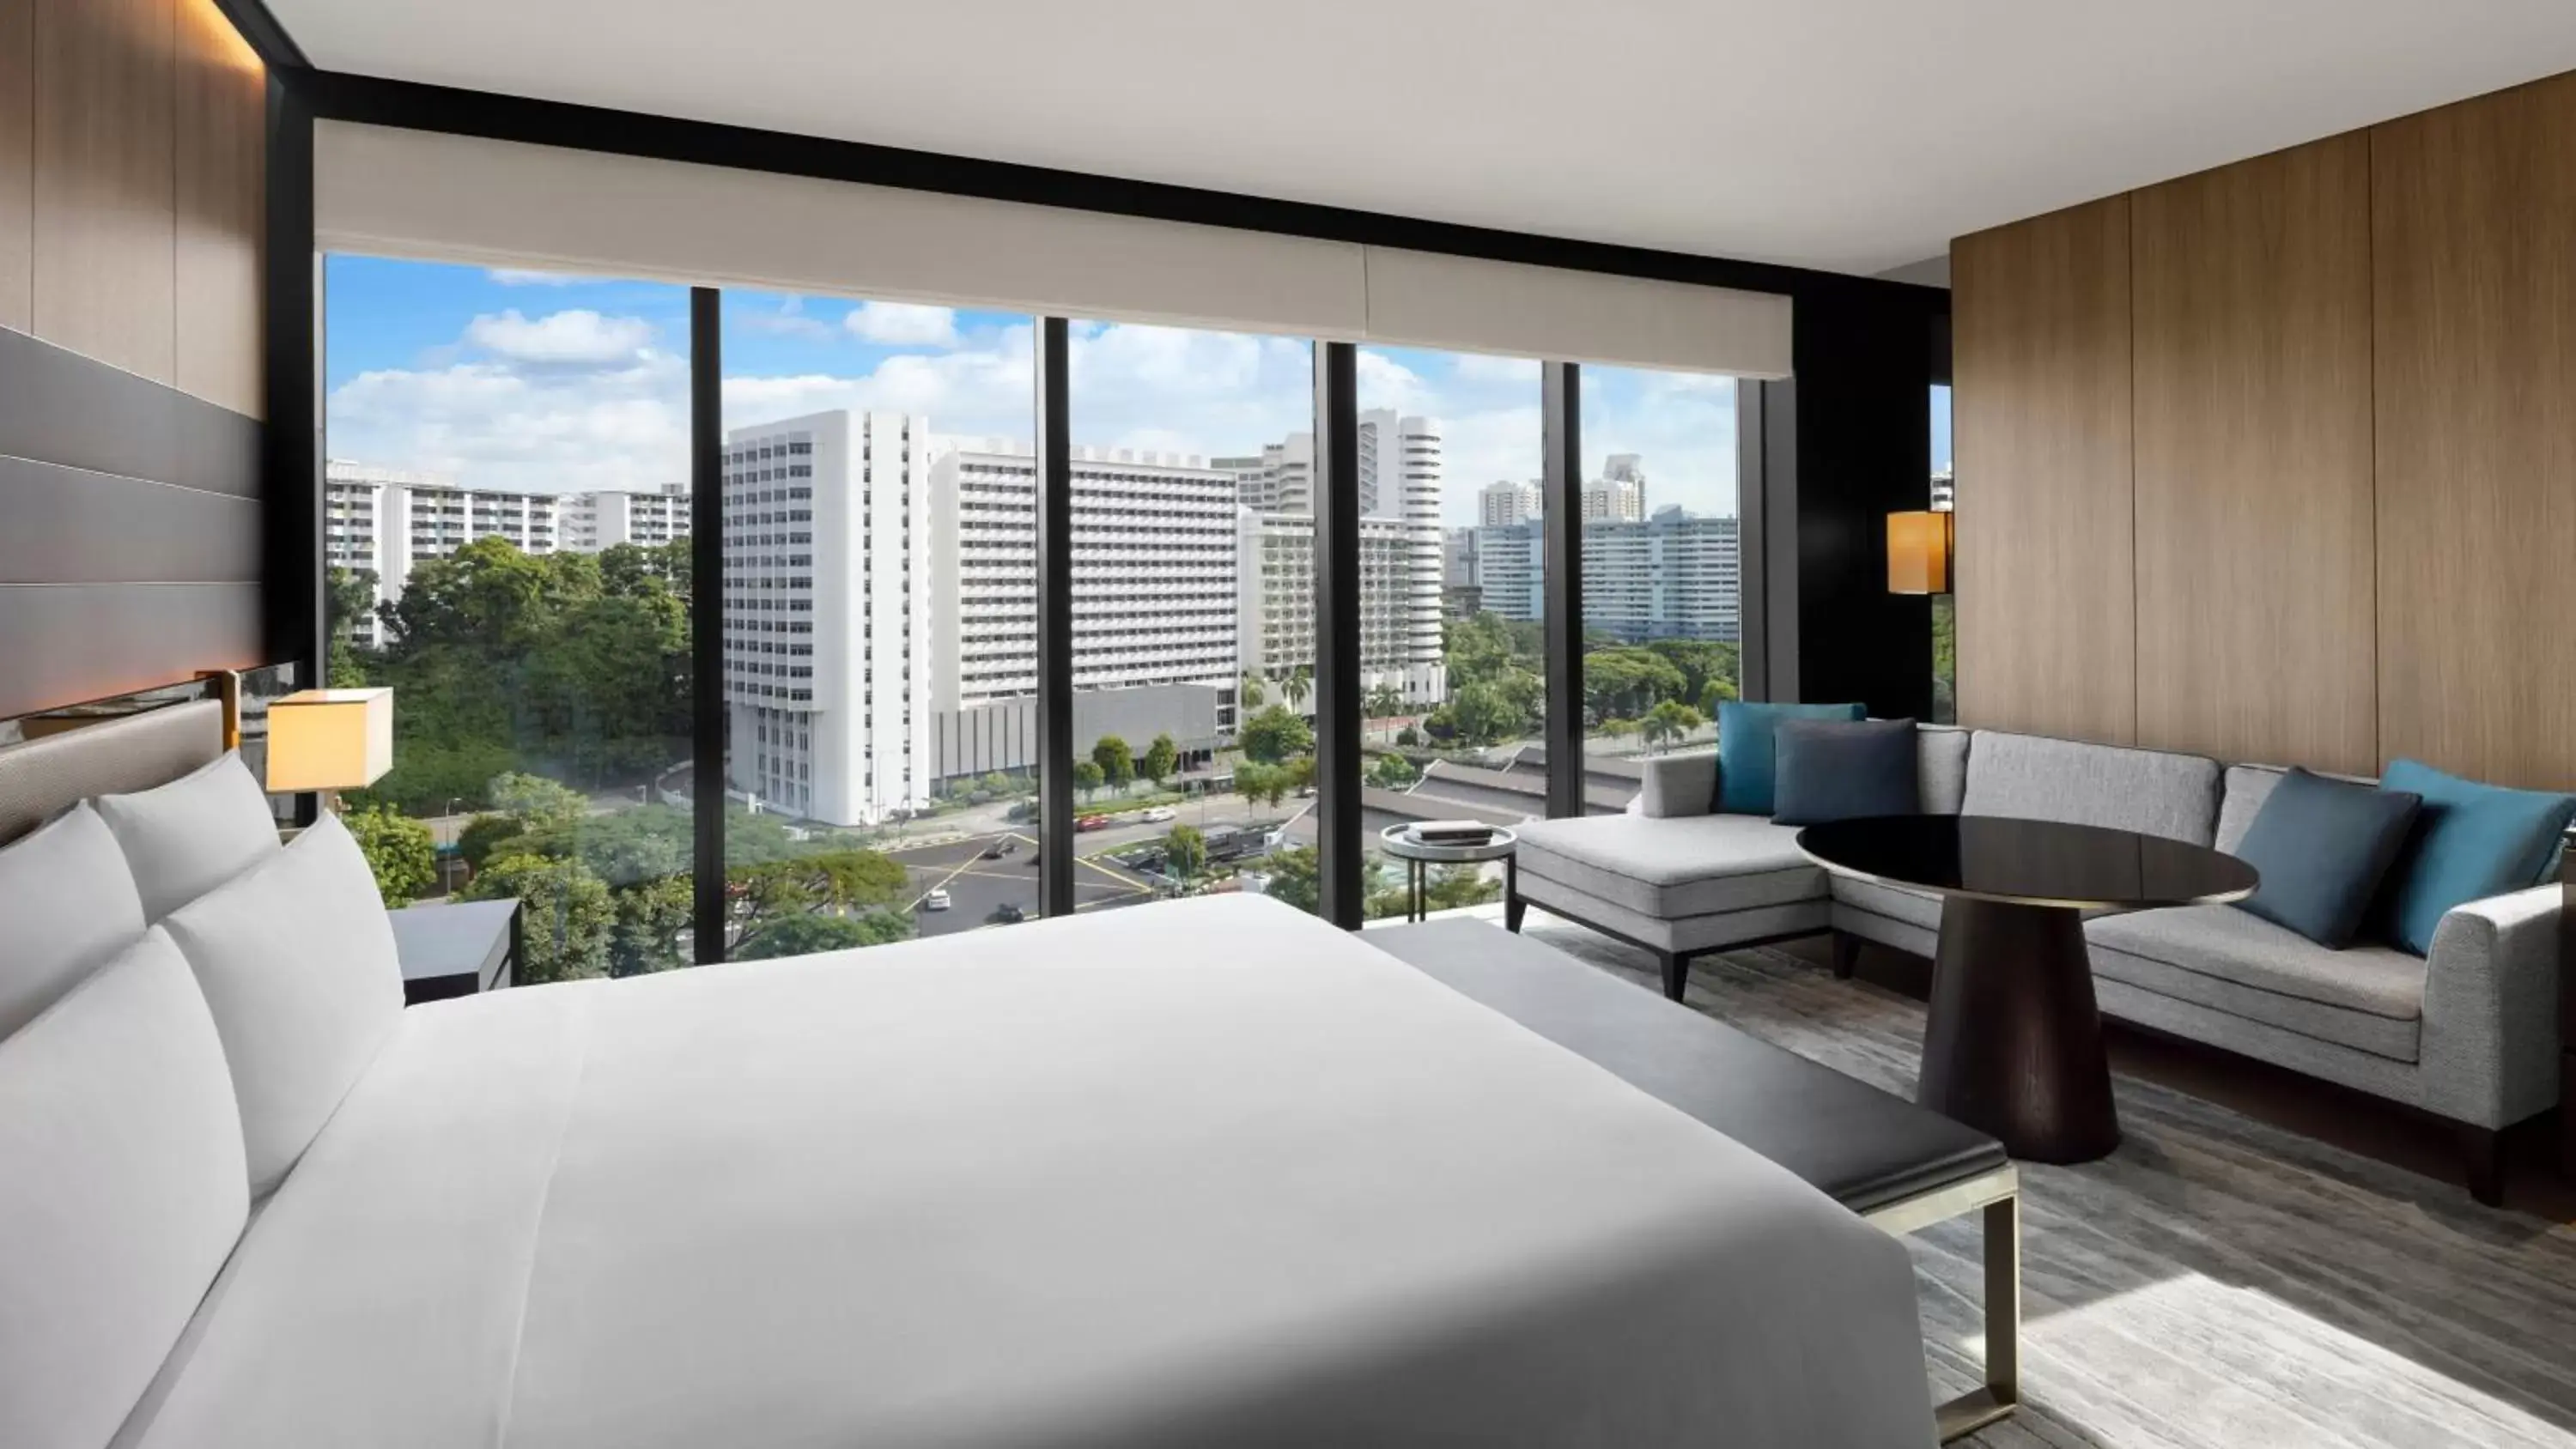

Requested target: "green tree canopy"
[
  {"left": 469, "top": 853, "right": 614, "bottom": 985},
  {"left": 1583, "top": 646, "right": 1688, "bottom": 725},
  {"left": 734, "top": 910, "right": 913, "bottom": 961},
  {"left": 1642, "top": 699, "right": 1705, "bottom": 753},
  {"left": 1258, "top": 846, "right": 1320, "bottom": 913},
  {"left": 488, "top": 773, "right": 588, "bottom": 833},
  {"left": 1092, "top": 735, "right": 1135, "bottom": 791},
  {"left": 455, "top": 813, "right": 526, "bottom": 872},
  {"left": 1164, "top": 823, "right": 1206, "bottom": 880},
  {"left": 1139, "top": 733, "right": 1178, "bottom": 787},
  {"left": 1643, "top": 639, "right": 1738, "bottom": 709},
  {"left": 1238, "top": 705, "right": 1315, "bottom": 764},
  {"left": 1072, "top": 759, "right": 1105, "bottom": 797},
  {"left": 611, "top": 874, "right": 693, "bottom": 977},
  {"left": 345, "top": 805, "right": 437, "bottom": 906},
  {"left": 1369, "top": 753, "right": 1421, "bottom": 788}
]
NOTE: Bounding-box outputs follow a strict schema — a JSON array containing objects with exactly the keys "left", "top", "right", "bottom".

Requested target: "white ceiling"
[{"left": 269, "top": 0, "right": 2576, "bottom": 278}]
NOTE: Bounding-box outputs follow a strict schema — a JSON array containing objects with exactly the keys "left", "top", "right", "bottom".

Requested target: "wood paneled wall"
[
  {"left": 1955, "top": 69, "right": 2576, "bottom": 791},
  {"left": 1953, "top": 196, "right": 2136, "bottom": 744},
  {"left": 1, "top": 0, "right": 262, "bottom": 416},
  {"left": 2130, "top": 134, "right": 2378, "bottom": 774},
  {"left": 0, "top": 0, "right": 266, "bottom": 718}
]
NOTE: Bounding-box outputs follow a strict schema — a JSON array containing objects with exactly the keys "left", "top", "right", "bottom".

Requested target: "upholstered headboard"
[{"left": 0, "top": 698, "right": 229, "bottom": 846}]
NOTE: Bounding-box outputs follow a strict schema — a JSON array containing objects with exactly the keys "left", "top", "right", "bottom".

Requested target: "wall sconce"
[{"left": 1886, "top": 509, "right": 1953, "bottom": 595}]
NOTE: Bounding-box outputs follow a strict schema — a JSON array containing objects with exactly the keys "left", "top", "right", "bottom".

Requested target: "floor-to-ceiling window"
[
  {"left": 1065, "top": 321, "right": 1317, "bottom": 915},
  {"left": 716, "top": 293, "right": 1041, "bottom": 958},
  {"left": 1577, "top": 367, "right": 1741, "bottom": 795},
  {"left": 1353, "top": 346, "right": 1543, "bottom": 919},
  {"left": 323, "top": 257, "right": 698, "bottom": 981}
]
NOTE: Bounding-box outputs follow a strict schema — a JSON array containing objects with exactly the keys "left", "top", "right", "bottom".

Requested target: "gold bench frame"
[{"left": 1862, "top": 1161, "right": 2020, "bottom": 1442}]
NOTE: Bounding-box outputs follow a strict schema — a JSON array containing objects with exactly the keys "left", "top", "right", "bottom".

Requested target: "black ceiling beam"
[{"left": 287, "top": 67, "right": 1946, "bottom": 309}]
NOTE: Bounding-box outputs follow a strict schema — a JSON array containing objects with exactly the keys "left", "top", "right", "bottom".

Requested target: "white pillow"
[
  {"left": 161, "top": 810, "right": 404, "bottom": 1197},
  {"left": 92, "top": 751, "right": 281, "bottom": 923},
  {"left": 0, "top": 803, "right": 147, "bottom": 1040},
  {"left": 0, "top": 927, "right": 247, "bottom": 1449}
]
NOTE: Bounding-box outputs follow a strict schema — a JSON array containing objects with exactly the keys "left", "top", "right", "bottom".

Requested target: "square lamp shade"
[
  {"left": 1886, "top": 510, "right": 1953, "bottom": 595},
  {"left": 265, "top": 688, "right": 394, "bottom": 793}
]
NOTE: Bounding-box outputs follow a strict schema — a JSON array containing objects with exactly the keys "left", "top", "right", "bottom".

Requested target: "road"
[{"left": 886, "top": 829, "right": 1159, "bottom": 937}]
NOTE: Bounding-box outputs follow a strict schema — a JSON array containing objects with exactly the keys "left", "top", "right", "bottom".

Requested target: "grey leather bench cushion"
[
  {"left": 1516, "top": 812, "right": 1824, "bottom": 919},
  {"left": 1370, "top": 918, "right": 2007, "bottom": 1214},
  {"left": 2087, "top": 906, "right": 2426, "bottom": 1062},
  {"left": 1961, "top": 731, "right": 2222, "bottom": 846}
]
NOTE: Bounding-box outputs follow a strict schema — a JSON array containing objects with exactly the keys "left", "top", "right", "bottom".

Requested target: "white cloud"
[
  {"left": 845, "top": 301, "right": 961, "bottom": 348},
  {"left": 738, "top": 295, "right": 835, "bottom": 342},
  {"left": 1356, "top": 350, "right": 1429, "bottom": 413},
  {"left": 1449, "top": 352, "right": 1542, "bottom": 386},
  {"left": 463, "top": 309, "right": 656, "bottom": 366},
  {"left": 328, "top": 352, "right": 690, "bottom": 495}
]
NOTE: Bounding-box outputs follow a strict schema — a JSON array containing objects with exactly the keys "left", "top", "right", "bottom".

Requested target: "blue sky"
[{"left": 325, "top": 256, "right": 1945, "bottom": 523}]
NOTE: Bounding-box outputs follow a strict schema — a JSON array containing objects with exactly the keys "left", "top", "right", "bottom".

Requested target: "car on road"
[
  {"left": 981, "top": 838, "right": 1018, "bottom": 858},
  {"left": 988, "top": 903, "right": 1026, "bottom": 925},
  {"left": 923, "top": 888, "right": 952, "bottom": 912},
  {"left": 1075, "top": 815, "right": 1110, "bottom": 832},
  {"left": 1139, "top": 806, "right": 1176, "bottom": 823}
]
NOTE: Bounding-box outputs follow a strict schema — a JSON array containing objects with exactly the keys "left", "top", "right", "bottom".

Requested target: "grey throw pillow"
[
  {"left": 1771, "top": 718, "right": 1921, "bottom": 827},
  {"left": 2231, "top": 767, "right": 2421, "bottom": 949}
]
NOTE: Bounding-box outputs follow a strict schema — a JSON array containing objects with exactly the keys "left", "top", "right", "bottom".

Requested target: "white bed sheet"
[{"left": 125, "top": 895, "right": 1933, "bottom": 1447}]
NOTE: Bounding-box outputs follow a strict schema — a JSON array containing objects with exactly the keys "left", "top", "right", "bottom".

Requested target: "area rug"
[{"left": 1502, "top": 913, "right": 2576, "bottom": 1448}]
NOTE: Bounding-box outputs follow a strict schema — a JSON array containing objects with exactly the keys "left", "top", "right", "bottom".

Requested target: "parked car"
[
  {"left": 1140, "top": 806, "right": 1177, "bottom": 823},
  {"left": 1075, "top": 815, "right": 1111, "bottom": 832},
  {"left": 982, "top": 837, "right": 1018, "bottom": 858},
  {"left": 988, "top": 902, "right": 1027, "bottom": 925},
  {"left": 923, "top": 888, "right": 952, "bottom": 912}
]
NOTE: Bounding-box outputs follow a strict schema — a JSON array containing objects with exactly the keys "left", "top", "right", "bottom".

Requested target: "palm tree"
[
  {"left": 1238, "top": 670, "right": 1266, "bottom": 709},
  {"left": 1365, "top": 684, "right": 1406, "bottom": 720},
  {"left": 1641, "top": 700, "right": 1705, "bottom": 755},
  {"left": 1283, "top": 664, "right": 1314, "bottom": 713}
]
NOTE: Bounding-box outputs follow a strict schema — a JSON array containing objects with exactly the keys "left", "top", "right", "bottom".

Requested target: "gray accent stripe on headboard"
[{"left": 0, "top": 699, "right": 227, "bottom": 846}]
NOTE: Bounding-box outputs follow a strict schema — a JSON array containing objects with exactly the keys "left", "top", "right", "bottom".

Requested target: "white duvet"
[{"left": 124, "top": 896, "right": 1933, "bottom": 1447}]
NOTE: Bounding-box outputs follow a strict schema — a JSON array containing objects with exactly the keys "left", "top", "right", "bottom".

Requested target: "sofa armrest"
[
  {"left": 2419, "top": 883, "right": 2561, "bottom": 1128},
  {"left": 1633, "top": 750, "right": 1718, "bottom": 819}
]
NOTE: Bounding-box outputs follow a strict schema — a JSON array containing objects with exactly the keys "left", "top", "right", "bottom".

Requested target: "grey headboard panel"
[{"left": 0, "top": 699, "right": 228, "bottom": 846}]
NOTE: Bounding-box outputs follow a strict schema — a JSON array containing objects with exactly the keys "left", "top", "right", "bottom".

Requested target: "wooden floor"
[{"left": 1492, "top": 909, "right": 2576, "bottom": 1449}]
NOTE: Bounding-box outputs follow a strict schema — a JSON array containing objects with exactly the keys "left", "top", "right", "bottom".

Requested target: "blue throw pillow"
[
  {"left": 1771, "top": 718, "right": 1920, "bottom": 826},
  {"left": 2229, "top": 769, "right": 2421, "bottom": 949},
  {"left": 2372, "top": 759, "right": 2576, "bottom": 956},
  {"left": 1714, "top": 700, "right": 1867, "bottom": 815}
]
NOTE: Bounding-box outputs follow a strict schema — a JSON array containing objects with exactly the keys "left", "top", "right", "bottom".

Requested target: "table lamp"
[
  {"left": 1886, "top": 509, "right": 1953, "bottom": 595},
  {"left": 265, "top": 688, "right": 393, "bottom": 812}
]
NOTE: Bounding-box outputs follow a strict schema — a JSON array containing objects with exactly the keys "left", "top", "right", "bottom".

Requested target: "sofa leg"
[
  {"left": 1659, "top": 951, "right": 1689, "bottom": 1003},
  {"left": 1504, "top": 891, "right": 1527, "bottom": 933},
  {"left": 1830, "top": 930, "right": 1860, "bottom": 980},
  {"left": 2460, "top": 1124, "right": 2505, "bottom": 1208}
]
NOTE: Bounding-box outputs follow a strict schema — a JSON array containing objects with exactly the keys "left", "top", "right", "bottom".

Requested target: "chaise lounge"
[{"left": 1505, "top": 727, "right": 2564, "bottom": 1202}]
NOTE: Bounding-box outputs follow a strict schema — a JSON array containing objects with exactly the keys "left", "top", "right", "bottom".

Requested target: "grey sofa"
[{"left": 1506, "top": 726, "right": 2562, "bottom": 1203}]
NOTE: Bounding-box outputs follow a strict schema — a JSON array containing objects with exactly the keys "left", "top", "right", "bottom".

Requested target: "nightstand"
[{"left": 386, "top": 899, "right": 520, "bottom": 1005}]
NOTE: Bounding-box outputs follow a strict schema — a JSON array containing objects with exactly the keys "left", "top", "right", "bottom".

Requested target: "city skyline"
[{"left": 321, "top": 257, "right": 1810, "bottom": 527}]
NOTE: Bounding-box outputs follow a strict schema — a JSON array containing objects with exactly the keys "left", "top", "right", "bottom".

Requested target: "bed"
[{"left": 1, "top": 694, "right": 1939, "bottom": 1448}]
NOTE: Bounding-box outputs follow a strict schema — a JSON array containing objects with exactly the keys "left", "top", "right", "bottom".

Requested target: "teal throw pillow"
[
  {"left": 2372, "top": 759, "right": 2576, "bottom": 956},
  {"left": 1714, "top": 700, "right": 1866, "bottom": 815}
]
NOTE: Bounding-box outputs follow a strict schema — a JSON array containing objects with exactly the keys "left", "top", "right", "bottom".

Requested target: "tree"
[
  {"left": 1583, "top": 646, "right": 1688, "bottom": 725},
  {"left": 345, "top": 804, "right": 437, "bottom": 906},
  {"left": 1092, "top": 735, "right": 1135, "bottom": 792},
  {"left": 1239, "top": 704, "right": 1315, "bottom": 764},
  {"left": 468, "top": 853, "right": 613, "bottom": 984},
  {"left": 1238, "top": 670, "right": 1267, "bottom": 709},
  {"left": 611, "top": 873, "right": 693, "bottom": 977},
  {"left": 456, "top": 813, "right": 526, "bottom": 872},
  {"left": 1369, "top": 754, "right": 1420, "bottom": 788},
  {"left": 1642, "top": 699, "right": 1705, "bottom": 754},
  {"left": 1700, "top": 676, "right": 1739, "bottom": 717},
  {"left": 1235, "top": 761, "right": 1288, "bottom": 809},
  {"left": 1597, "top": 717, "right": 1641, "bottom": 747},
  {"left": 1165, "top": 823, "right": 1207, "bottom": 881},
  {"left": 1449, "top": 681, "right": 1524, "bottom": 745},
  {"left": 324, "top": 566, "right": 378, "bottom": 688},
  {"left": 1281, "top": 664, "right": 1315, "bottom": 713},
  {"left": 1395, "top": 724, "right": 1422, "bottom": 748},
  {"left": 1644, "top": 639, "right": 1738, "bottom": 709},
  {"left": 733, "top": 910, "right": 913, "bottom": 961},
  {"left": 1365, "top": 684, "right": 1406, "bottom": 720},
  {"left": 1139, "top": 733, "right": 1179, "bottom": 788},
  {"left": 1257, "top": 846, "right": 1320, "bottom": 913},
  {"left": 1072, "top": 759, "right": 1105, "bottom": 799},
  {"left": 488, "top": 773, "right": 588, "bottom": 834}
]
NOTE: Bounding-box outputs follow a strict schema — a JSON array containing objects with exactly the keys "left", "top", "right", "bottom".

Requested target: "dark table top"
[{"left": 1795, "top": 814, "right": 2258, "bottom": 911}]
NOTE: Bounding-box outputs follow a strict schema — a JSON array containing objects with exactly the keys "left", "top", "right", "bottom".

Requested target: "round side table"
[{"left": 1378, "top": 824, "right": 1518, "bottom": 923}]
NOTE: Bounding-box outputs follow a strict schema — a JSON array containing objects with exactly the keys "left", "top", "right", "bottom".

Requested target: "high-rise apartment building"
[
  {"left": 1223, "top": 409, "right": 1446, "bottom": 709},
  {"left": 1479, "top": 479, "right": 1541, "bottom": 525},
  {"left": 564, "top": 483, "right": 689, "bottom": 551},
  {"left": 720, "top": 411, "right": 930, "bottom": 828},
  {"left": 1467, "top": 520, "right": 1546, "bottom": 621},
  {"left": 1583, "top": 507, "right": 1741, "bottom": 643},
  {"left": 327, "top": 461, "right": 695, "bottom": 648},
  {"left": 924, "top": 443, "right": 1239, "bottom": 706}
]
